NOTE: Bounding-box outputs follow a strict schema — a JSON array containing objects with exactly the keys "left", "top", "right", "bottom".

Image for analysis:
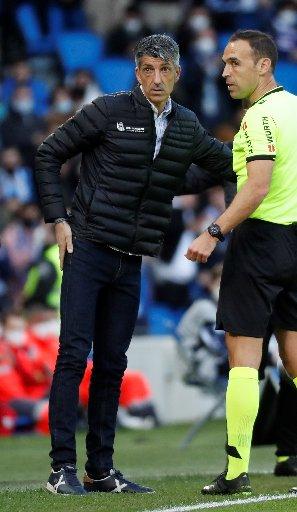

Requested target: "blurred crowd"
[{"left": 0, "top": 0, "right": 296, "bottom": 430}]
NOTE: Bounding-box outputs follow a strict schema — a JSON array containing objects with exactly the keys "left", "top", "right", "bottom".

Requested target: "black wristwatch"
[{"left": 207, "top": 223, "right": 225, "bottom": 242}]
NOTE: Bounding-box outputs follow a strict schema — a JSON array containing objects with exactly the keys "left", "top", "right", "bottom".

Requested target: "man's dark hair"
[
  {"left": 229, "top": 30, "right": 278, "bottom": 72},
  {"left": 134, "top": 34, "right": 180, "bottom": 67}
]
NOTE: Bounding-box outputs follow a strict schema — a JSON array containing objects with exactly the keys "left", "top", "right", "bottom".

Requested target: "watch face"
[
  {"left": 210, "top": 225, "right": 219, "bottom": 236},
  {"left": 208, "top": 224, "right": 223, "bottom": 240}
]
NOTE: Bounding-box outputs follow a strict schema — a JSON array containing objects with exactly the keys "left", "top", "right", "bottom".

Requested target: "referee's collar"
[{"left": 252, "top": 86, "right": 284, "bottom": 106}]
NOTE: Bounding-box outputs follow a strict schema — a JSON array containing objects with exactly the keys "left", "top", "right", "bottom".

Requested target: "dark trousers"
[
  {"left": 275, "top": 371, "right": 297, "bottom": 457},
  {"left": 49, "top": 238, "right": 141, "bottom": 474}
]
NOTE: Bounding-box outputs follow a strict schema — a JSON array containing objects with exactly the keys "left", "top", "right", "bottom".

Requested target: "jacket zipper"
[{"left": 131, "top": 115, "right": 174, "bottom": 248}]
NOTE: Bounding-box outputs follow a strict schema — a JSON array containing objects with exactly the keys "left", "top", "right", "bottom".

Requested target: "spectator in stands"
[
  {"left": 272, "top": 1, "right": 297, "bottom": 61},
  {"left": 117, "top": 369, "right": 159, "bottom": 430},
  {"left": 205, "top": 0, "right": 238, "bottom": 31},
  {"left": 176, "top": 4, "right": 213, "bottom": 56},
  {"left": 1, "top": 204, "right": 45, "bottom": 302},
  {"left": 69, "top": 69, "right": 103, "bottom": 109},
  {"left": 3, "top": 311, "right": 52, "bottom": 399},
  {"left": 193, "top": 187, "right": 228, "bottom": 266},
  {"left": 25, "top": 305, "right": 59, "bottom": 374},
  {"left": 180, "top": 27, "right": 233, "bottom": 126},
  {"left": 49, "top": 86, "right": 74, "bottom": 115},
  {"left": 232, "top": 0, "right": 270, "bottom": 31},
  {"left": 0, "top": 247, "right": 15, "bottom": 313},
  {"left": 0, "top": 147, "right": 37, "bottom": 206},
  {"left": 139, "top": 0, "right": 182, "bottom": 31},
  {"left": 0, "top": 311, "right": 50, "bottom": 434},
  {"left": 2, "top": 60, "right": 49, "bottom": 116},
  {"left": 195, "top": 186, "right": 226, "bottom": 235},
  {"left": 106, "top": 5, "right": 150, "bottom": 57},
  {"left": 0, "top": 323, "right": 31, "bottom": 427},
  {"left": 1, "top": 85, "right": 45, "bottom": 167},
  {"left": 151, "top": 195, "right": 199, "bottom": 312},
  {"left": 23, "top": 229, "right": 62, "bottom": 311},
  {"left": 177, "top": 263, "right": 227, "bottom": 388}
]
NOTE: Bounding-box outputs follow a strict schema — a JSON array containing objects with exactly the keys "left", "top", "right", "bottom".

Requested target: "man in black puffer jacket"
[{"left": 35, "top": 34, "right": 235, "bottom": 496}]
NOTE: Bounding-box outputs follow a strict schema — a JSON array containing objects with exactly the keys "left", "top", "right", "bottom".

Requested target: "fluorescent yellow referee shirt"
[{"left": 233, "top": 86, "right": 297, "bottom": 224}]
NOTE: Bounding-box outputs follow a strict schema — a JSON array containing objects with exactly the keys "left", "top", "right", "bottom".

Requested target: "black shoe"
[
  {"left": 46, "top": 465, "right": 87, "bottom": 495},
  {"left": 201, "top": 472, "right": 252, "bottom": 495},
  {"left": 83, "top": 468, "right": 154, "bottom": 493},
  {"left": 274, "top": 456, "right": 297, "bottom": 476}
]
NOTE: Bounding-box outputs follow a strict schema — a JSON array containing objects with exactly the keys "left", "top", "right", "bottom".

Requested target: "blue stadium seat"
[
  {"left": 56, "top": 31, "right": 104, "bottom": 73},
  {"left": 275, "top": 60, "right": 297, "bottom": 95},
  {"left": 217, "top": 32, "right": 233, "bottom": 52},
  {"left": 2, "top": 77, "right": 49, "bottom": 116},
  {"left": 16, "top": 3, "right": 54, "bottom": 55},
  {"left": 148, "top": 304, "right": 185, "bottom": 335},
  {"left": 94, "top": 58, "right": 136, "bottom": 94},
  {"left": 48, "top": 4, "right": 87, "bottom": 36}
]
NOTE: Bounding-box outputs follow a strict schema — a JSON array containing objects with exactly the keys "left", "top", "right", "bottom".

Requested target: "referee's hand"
[
  {"left": 54, "top": 221, "right": 73, "bottom": 270},
  {"left": 185, "top": 231, "right": 218, "bottom": 263}
]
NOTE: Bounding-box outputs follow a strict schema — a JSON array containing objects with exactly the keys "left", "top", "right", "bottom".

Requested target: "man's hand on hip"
[{"left": 54, "top": 222, "right": 73, "bottom": 270}]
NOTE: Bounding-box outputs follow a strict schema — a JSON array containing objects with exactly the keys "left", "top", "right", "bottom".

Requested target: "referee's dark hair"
[{"left": 229, "top": 30, "right": 278, "bottom": 72}]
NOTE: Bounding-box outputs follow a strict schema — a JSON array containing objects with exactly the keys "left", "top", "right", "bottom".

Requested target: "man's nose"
[
  {"left": 153, "top": 70, "right": 162, "bottom": 84},
  {"left": 222, "top": 64, "right": 229, "bottom": 78}
]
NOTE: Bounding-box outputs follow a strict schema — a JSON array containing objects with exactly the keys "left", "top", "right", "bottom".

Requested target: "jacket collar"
[
  {"left": 132, "top": 85, "right": 177, "bottom": 115},
  {"left": 132, "top": 85, "right": 151, "bottom": 108}
]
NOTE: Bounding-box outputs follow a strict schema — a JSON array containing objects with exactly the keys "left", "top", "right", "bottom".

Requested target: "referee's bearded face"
[
  {"left": 222, "top": 39, "right": 265, "bottom": 101},
  {"left": 136, "top": 56, "right": 181, "bottom": 111}
]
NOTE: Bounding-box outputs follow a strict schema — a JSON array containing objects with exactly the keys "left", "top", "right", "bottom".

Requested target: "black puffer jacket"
[{"left": 35, "top": 86, "right": 234, "bottom": 256}]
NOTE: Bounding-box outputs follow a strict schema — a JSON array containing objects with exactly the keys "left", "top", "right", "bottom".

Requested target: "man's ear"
[
  {"left": 258, "top": 57, "right": 271, "bottom": 76},
  {"left": 135, "top": 67, "right": 141, "bottom": 84},
  {"left": 175, "top": 65, "right": 181, "bottom": 82}
]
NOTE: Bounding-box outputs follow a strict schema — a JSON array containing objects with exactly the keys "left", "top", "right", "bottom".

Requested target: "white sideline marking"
[{"left": 142, "top": 493, "right": 296, "bottom": 512}]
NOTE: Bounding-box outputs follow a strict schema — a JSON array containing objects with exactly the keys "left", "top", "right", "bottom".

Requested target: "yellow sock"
[{"left": 226, "top": 367, "right": 259, "bottom": 480}]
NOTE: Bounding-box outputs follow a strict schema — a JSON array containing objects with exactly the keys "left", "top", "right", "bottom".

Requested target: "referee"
[{"left": 186, "top": 30, "right": 297, "bottom": 495}]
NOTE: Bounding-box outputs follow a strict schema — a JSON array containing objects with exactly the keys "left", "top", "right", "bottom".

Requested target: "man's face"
[
  {"left": 136, "top": 56, "right": 180, "bottom": 109},
  {"left": 222, "top": 39, "right": 262, "bottom": 100}
]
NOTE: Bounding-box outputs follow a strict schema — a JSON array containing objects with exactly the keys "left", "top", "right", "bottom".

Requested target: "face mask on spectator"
[
  {"left": 124, "top": 18, "right": 142, "bottom": 34},
  {"left": 193, "top": 37, "right": 217, "bottom": 57},
  {"left": 31, "top": 320, "right": 59, "bottom": 339},
  {"left": 12, "top": 99, "right": 34, "bottom": 115},
  {"left": 4, "top": 164, "right": 16, "bottom": 174},
  {"left": 5, "top": 330, "right": 26, "bottom": 347},
  {"left": 55, "top": 99, "right": 73, "bottom": 114},
  {"left": 188, "top": 15, "right": 210, "bottom": 32},
  {"left": 22, "top": 218, "right": 38, "bottom": 228},
  {"left": 71, "top": 86, "right": 86, "bottom": 99}
]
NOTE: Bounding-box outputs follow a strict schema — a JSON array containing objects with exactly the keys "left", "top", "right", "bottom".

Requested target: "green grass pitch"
[{"left": 0, "top": 420, "right": 296, "bottom": 512}]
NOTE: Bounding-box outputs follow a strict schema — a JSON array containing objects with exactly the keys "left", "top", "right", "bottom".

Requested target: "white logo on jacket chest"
[{"left": 116, "top": 122, "right": 144, "bottom": 133}]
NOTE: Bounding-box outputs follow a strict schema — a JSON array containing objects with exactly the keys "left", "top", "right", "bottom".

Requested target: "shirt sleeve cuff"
[{"left": 246, "top": 154, "right": 276, "bottom": 163}]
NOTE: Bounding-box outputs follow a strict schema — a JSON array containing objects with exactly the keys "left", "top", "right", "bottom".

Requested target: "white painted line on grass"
[{"left": 142, "top": 493, "right": 297, "bottom": 512}]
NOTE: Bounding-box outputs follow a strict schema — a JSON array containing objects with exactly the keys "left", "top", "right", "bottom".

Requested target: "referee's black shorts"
[{"left": 216, "top": 218, "right": 297, "bottom": 337}]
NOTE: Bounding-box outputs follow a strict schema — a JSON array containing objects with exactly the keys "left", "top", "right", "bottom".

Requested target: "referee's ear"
[{"left": 257, "top": 57, "right": 272, "bottom": 76}]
